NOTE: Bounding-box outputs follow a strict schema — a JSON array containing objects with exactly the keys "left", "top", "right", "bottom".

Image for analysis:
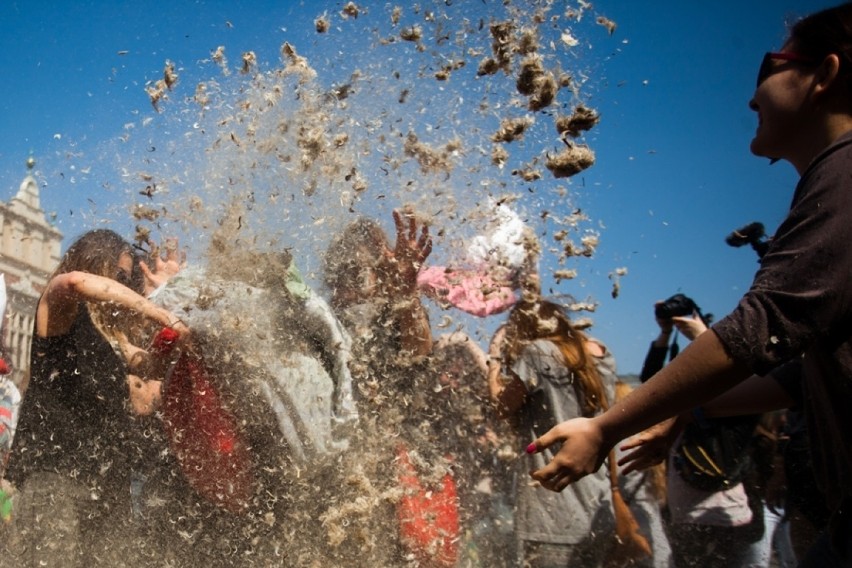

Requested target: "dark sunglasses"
[
  {"left": 756, "top": 52, "right": 817, "bottom": 87},
  {"left": 115, "top": 267, "right": 133, "bottom": 287}
]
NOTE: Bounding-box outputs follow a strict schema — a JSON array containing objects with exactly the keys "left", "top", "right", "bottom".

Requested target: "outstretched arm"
[
  {"left": 528, "top": 329, "right": 752, "bottom": 491},
  {"left": 617, "top": 370, "right": 796, "bottom": 474},
  {"left": 702, "top": 370, "right": 796, "bottom": 418}
]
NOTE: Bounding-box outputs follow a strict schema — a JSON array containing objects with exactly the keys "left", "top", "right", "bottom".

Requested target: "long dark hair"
[
  {"left": 502, "top": 299, "right": 608, "bottom": 416},
  {"left": 54, "top": 229, "right": 134, "bottom": 284},
  {"left": 53, "top": 229, "right": 140, "bottom": 341},
  {"left": 789, "top": 3, "right": 852, "bottom": 95}
]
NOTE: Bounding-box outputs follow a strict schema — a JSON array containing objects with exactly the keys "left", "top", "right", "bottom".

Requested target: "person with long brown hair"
[
  {"left": 4, "top": 228, "right": 188, "bottom": 567},
  {"left": 488, "top": 298, "right": 656, "bottom": 567},
  {"left": 323, "top": 209, "right": 434, "bottom": 366},
  {"left": 322, "top": 209, "right": 447, "bottom": 565}
]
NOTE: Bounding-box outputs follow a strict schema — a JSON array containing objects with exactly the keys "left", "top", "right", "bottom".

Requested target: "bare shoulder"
[{"left": 584, "top": 339, "right": 606, "bottom": 358}]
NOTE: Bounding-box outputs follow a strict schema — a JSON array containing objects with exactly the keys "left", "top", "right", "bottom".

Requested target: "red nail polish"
[{"left": 525, "top": 442, "right": 537, "bottom": 454}]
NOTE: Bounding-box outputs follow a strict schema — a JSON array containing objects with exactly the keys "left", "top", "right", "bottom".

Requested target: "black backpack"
[{"left": 673, "top": 414, "right": 760, "bottom": 492}]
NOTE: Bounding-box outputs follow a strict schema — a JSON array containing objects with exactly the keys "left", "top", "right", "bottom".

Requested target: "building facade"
[{"left": 0, "top": 159, "right": 63, "bottom": 389}]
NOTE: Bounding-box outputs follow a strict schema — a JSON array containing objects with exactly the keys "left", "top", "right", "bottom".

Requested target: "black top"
[
  {"left": 6, "top": 304, "right": 139, "bottom": 496},
  {"left": 639, "top": 342, "right": 669, "bottom": 383}
]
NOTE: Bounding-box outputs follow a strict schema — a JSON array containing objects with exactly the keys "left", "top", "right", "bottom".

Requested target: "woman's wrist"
[
  {"left": 652, "top": 330, "right": 672, "bottom": 347},
  {"left": 156, "top": 308, "right": 187, "bottom": 336},
  {"left": 594, "top": 411, "right": 631, "bottom": 452},
  {"left": 161, "top": 313, "right": 177, "bottom": 328}
]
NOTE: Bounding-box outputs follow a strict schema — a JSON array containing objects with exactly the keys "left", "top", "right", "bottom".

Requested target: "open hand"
[
  {"left": 140, "top": 237, "right": 186, "bottom": 294},
  {"left": 376, "top": 209, "right": 432, "bottom": 299},
  {"left": 527, "top": 417, "right": 608, "bottom": 491},
  {"left": 617, "top": 416, "right": 683, "bottom": 475},
  {"left": 671, "top": 314, "right": 708, "bottom": 341}
]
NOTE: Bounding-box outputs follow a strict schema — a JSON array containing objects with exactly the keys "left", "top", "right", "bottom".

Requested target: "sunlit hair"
[
  {"left": 789, "top": 3, "right": 852, "bottom": 95},
  {"left": 53, "top": 229, "right": 134, "bottom": 282},
  {"left": 53, "top": 229, "right": 140, "bottom": 342},
  {"left": 502, "top": 299, "right": 608, "bottom": 416},
  {"left": 322, "top": 218, "right": 387, "bottom": 296}
]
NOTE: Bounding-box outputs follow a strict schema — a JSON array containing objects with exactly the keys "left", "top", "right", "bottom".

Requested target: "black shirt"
[{"left": 6, "top": 304, "right": 137, "bottom": 496}]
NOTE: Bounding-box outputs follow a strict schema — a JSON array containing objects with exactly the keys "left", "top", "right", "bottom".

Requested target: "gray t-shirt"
[{"left": 511, "top": 339, "right": 615, "bottom": 544}]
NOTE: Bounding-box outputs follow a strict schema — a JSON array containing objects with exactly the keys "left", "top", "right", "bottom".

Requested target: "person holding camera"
[
  {"left": 526, "top": 5, "right": 852, "bottom": 564},
  {"left": 639, "top": 294, "right": 710, "bottom": 384},
  {"left": 639, "top": 295, "right": 766, "bottom": 567}
]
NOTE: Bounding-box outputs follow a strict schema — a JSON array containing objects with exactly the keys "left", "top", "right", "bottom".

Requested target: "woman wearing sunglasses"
[{"left": 525, "top": 4, "right": 852, "bottom": 566}]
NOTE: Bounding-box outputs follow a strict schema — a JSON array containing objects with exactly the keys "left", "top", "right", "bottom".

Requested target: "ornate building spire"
[
  {"left": 13, "top": 156, "right": 40, "bottom": 212},
  {"left": 1, "top": 156, "right": 63, "bottom": 388}
]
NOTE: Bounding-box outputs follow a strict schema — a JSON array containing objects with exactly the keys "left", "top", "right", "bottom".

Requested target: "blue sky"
[{"left": 0, "top": 0, "right": 836, "bottom": 373}]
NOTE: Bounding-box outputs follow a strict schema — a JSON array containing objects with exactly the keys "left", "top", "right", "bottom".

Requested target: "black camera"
[{"left": 655, "top": 294, "right": 699, "bottom": 320}]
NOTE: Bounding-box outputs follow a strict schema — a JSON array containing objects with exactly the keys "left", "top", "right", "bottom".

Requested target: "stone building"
[{"left": 0, "top": 159, "right": 63, "bottom": 389}]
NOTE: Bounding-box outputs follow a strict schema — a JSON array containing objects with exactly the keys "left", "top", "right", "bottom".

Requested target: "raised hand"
[
  {"left": 671, "top": 314, "right": 708, "bottom": 341},
  {"left": 140, "top": 237, "right": 186, "bottom": 294},
  {"left": 376, "top": 209, "right": 432, "bottom": 299}
]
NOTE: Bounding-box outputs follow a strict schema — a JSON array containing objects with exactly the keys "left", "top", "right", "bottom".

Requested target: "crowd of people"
[{"left": 0, "top": 3, "right": 851, "bottom": 567}]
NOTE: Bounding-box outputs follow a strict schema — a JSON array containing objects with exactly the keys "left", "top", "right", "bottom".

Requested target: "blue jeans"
[{"left": 744, "top": 504, "right": 797, "bottom": 567}]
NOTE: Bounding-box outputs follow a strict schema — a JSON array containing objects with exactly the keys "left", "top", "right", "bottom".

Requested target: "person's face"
[
  {"left": 115, "top": 252, "right": 134, "bottom": 287},
  {"left": 333, "top": 246, "right": 380, "bottom": 307},
  {"left": 749, "top": 42, "right": 819, "bottom": 163}
]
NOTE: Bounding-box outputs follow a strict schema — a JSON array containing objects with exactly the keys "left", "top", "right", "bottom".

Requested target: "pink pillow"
[{"left": 417, "top": 266, "right": 517, "bottom": 317}]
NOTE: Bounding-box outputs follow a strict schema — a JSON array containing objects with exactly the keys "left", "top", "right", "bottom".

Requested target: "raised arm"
[
  {"left": 618, "top": 368, "right": 797, "bottom": 474},
  {"left": 38, "top": 270, "right": 187, "bottom": 339},
  {"left": 378, "top": 209, "right": 433, "bottom": 359}
]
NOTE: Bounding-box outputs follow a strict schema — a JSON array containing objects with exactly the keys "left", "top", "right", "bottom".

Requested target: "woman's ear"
[{"left": 812, "top": 53, "right": 843, "bottom": 100}]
